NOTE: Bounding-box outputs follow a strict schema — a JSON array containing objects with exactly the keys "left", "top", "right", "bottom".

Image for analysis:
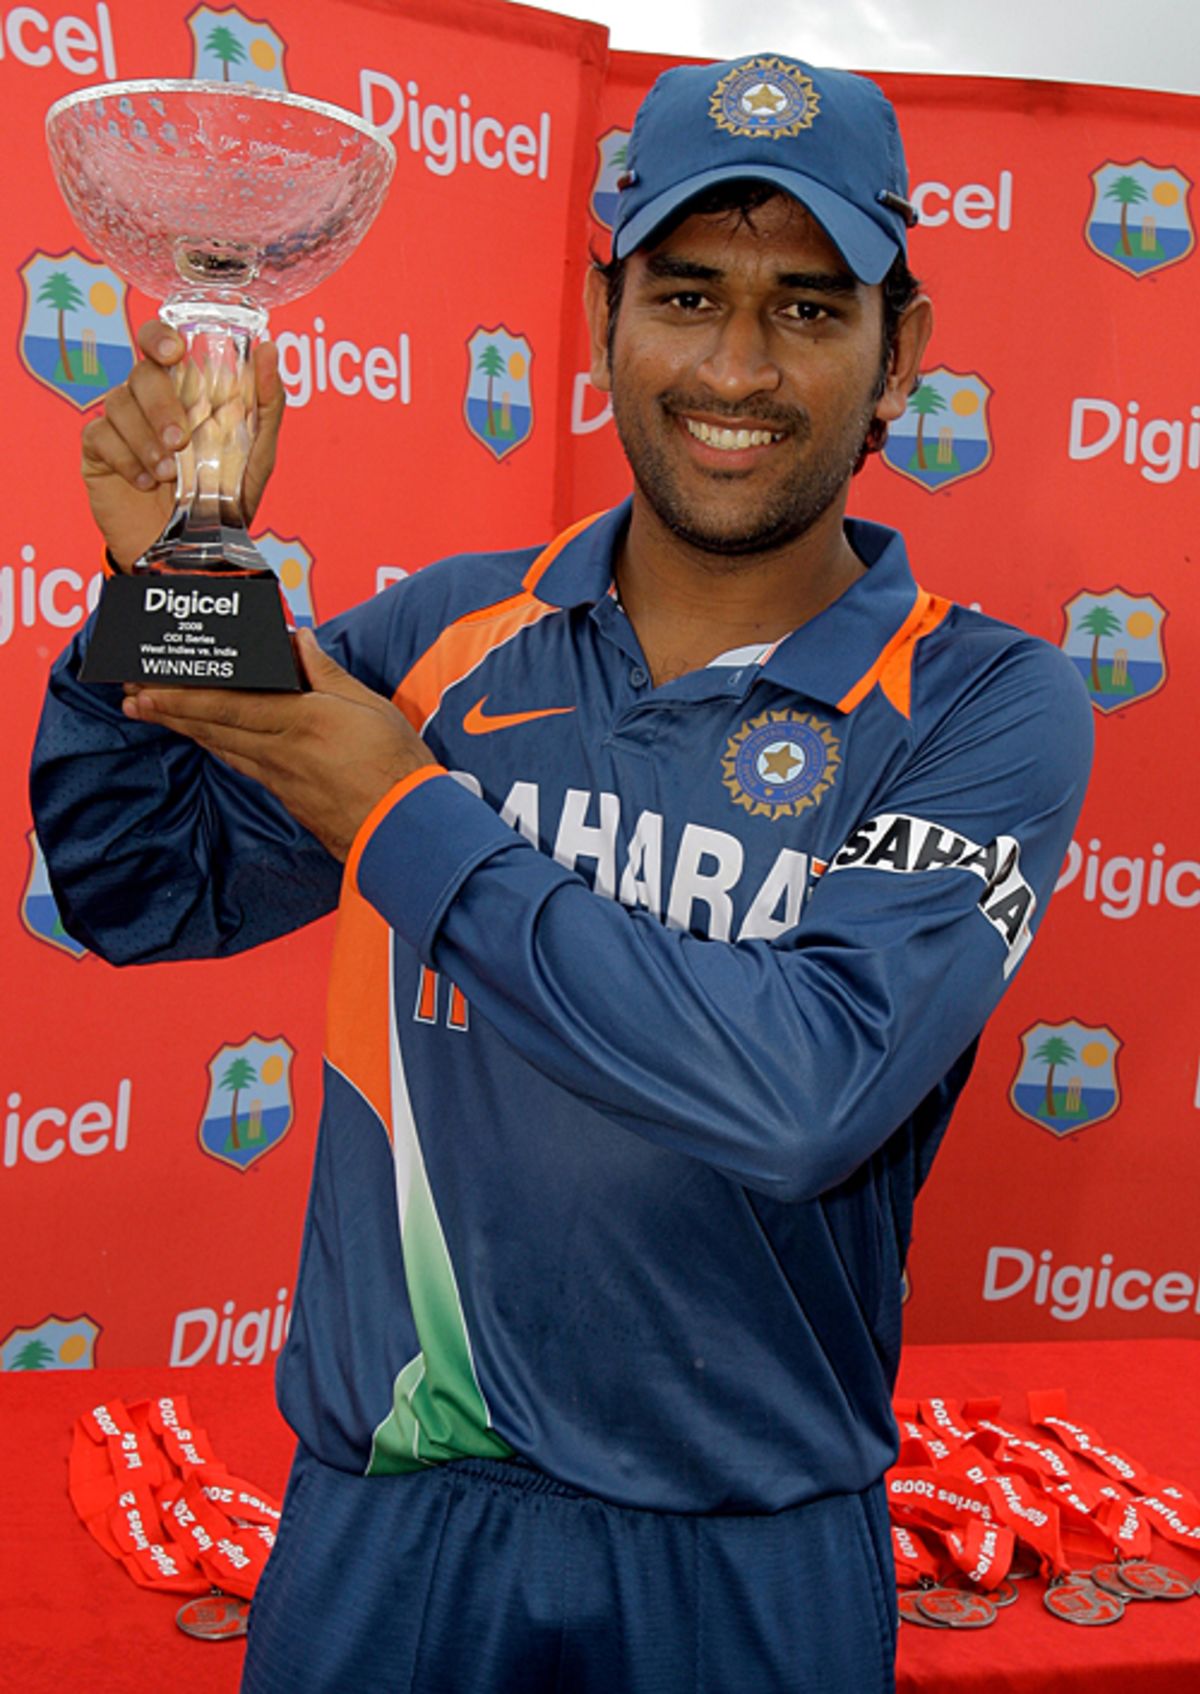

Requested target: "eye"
[
  {"left": 663, "top": 289, "right": 712, "bottom": 313},
  {"left": 782, "top": 299, "right": 836, "bottom": 323}
]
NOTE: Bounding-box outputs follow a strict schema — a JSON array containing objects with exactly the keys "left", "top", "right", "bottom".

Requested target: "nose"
[{"left": 695, "top": 308, "right": 781, "bottom": 402}]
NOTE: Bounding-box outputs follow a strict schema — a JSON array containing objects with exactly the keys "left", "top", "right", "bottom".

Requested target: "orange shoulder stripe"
[
  {"left": 836, "top": 590, "right": 953, "bottom": 719},
  {"left": 392, "top": 510, "right": 608, "bottom": 731}
]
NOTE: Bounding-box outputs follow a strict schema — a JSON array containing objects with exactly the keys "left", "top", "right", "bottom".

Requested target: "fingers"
[
  {"left": 244, "top": 341, "right": 285, "bottom": 522},
  {"left": 83, "top": 324, "right": 190, "bottom": 490}
]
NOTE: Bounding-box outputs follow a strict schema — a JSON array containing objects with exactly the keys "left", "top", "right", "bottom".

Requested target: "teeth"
[{"left": 684, "top": 418, "right": 780, "bottom": 450}]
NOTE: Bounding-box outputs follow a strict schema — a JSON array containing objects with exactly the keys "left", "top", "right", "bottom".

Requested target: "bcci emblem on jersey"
[
  {"left": 19, "top": 251, "right": 134, "bottom": 412},
  {"left": 188, "top": 5, "right": 288, "bottom": 88},
  {"left": 1085, "top": 161, "right": 1193, "bottom": 278},
  {"left": 199, "top": 1035, "right": 294, "bottom": 1171},
  {"left": 709, "top": 56, "right": 820, "bottom": 140},
  {"left": 1060, "top": 589, "right": 1167, "bottom": 714},
  {"left": 465, "top": 327, "right": 534, "bottom": 460},
  {"left": 1, "top": 1313, "right": 99, "bottom": 1371},
  {"left": 722, "top": 710, "right": 840, "bottom": 820},
  {"left": 1010, "top": 1019, "right": 1122, "bottom": 1138},
  {"left": 882, "top": 368, "right": 993, "bottom": 493}
]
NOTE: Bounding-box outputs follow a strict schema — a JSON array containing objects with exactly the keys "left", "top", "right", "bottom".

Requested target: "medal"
[
  {"left": 898, "top": 1589, "right": 949, "bottom": 1627},
  {"left": 915, "top": 1587, "right": 997, "bottom": 1629},
  {"left": 988, "top": 1579, "right": 1019, "bottom": 1608},
  {"left": 1089, "top": 1561, "right": 1156, "bottom": 1601},
  {"left": 175, "top": 1592, "right": 251, "bottom": 1640},
  {"left": 1043, "top": 1578, "right": 1125, "bottom": 1625},
  {"left": 1112, "top": 1560, "right": 1197, "bottom": 1600}
]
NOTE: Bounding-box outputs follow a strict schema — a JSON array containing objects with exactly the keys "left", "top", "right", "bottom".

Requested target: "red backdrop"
[{"left": 3, "top": 0, "right": 1198, "bottom": 1377}]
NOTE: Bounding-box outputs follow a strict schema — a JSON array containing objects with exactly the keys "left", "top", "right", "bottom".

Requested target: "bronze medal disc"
[
  {"left": 176, "top": 1593, "right": 251, "bottom": 1640},
  {"left": 1115, "top": 1561, "right": 1196, "bottom": 1600},
  {"left": 898, "top": 1589, "right": 950, "bottom": 1627},
  {"left": 1043, "top": 1580, "right": 1125, "bottom": 1625},
  {"left": 916, "top": 1587, "right": 997, "bottom": 1629}
]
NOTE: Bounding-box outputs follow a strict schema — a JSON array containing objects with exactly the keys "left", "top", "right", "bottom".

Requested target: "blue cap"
[{"left": 611, "top": 54, "right": 916, "bottom": 283}]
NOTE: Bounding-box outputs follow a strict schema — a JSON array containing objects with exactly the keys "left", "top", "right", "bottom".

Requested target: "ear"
[
  {"left": 874, "top": 293, "right": 933, "bottom": 425},
  {"left": 584, "top": 264, "right": 613, "bottom": 394}
]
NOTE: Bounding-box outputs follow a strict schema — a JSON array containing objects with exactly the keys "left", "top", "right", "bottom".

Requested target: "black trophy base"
[{"left": 80, "top": 571, "right": 302, "bottom": 691}]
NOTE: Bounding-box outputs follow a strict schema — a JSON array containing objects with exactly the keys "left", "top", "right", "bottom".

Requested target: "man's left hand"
[{"left": 121, "top": 628, "right": 432, "bottom": 862}]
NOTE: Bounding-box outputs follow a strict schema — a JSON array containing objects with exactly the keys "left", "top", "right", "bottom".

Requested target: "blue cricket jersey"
[{"left": 31, "top": 502, "right": 1092, "bottom": 1512}]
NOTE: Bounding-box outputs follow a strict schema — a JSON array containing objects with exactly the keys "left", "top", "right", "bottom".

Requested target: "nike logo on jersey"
[{"left": 463, "top": 696, "right": 576, "bottom": 734}]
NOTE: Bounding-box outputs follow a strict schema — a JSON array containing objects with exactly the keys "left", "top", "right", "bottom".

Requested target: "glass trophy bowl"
[{"left": 45, "top": 79, "right": 395, "bottom": 689}]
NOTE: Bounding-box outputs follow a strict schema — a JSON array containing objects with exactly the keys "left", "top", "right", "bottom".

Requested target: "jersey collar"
[{"left": 529, "top": 500, "right": 922, "bottom": 713}]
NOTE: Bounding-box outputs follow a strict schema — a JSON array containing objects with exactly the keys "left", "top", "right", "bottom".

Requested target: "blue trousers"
[{"left": 241, "top": 1445, "right": 897, "bottom": 1694}]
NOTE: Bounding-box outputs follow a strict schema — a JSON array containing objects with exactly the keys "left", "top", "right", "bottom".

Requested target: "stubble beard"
[{"left": 611, "top": 383, "right": 881, "bottom": 562}]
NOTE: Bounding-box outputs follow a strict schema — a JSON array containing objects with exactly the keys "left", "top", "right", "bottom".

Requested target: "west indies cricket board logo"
[
  {"left": 19, "top": 251, "right": 134, "bottom": 411},
  {"left": 1061, "top": 589, "right": 1167, "bottom": 713},
  {"left": 465, "top": 327, "right": 533, "bottom": 460},
  {"left": 21, "top": 830, "right": 87, "bottom": 959},
  {"left": 199, "top": 1035, "right": 294, "bottom": 1170},
  {"left": 187, "top": 5, "right": 288, "bottom": 87},
  {"left": 1085, "top": 162, "right": 1193, "bottom": 278},
  {"left": 590, "top": 128, "right": 631, "bottom": 230},
  {"left": 255, "top": 532, "right": 316, "bottom": 627},
  {"left": 1010, "top": 1020, "right": 1122, "bottom": 1138},
  {"left": 1, "top": 1314, "right": 99, "bottom": 1371},
  {"left": 882, "top": 369, "right": 992, "bottom": 492}
]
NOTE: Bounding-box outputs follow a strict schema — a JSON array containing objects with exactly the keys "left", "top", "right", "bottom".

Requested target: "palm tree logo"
[
  {"left": 1086, "top": 161, "right": 1194, "bottom": 277},
  {"left": 1061, "top": 589, "right": 1167, "bottom": 713},
  {"left": 20, "top": 251, "right": 134, "bottom": 410},
  {"left": 205, "top": 22, "right": 246, "bottom": 80},
  {"left": 187, "top": 7, "right": 289, "bottom": 89},
  {"left": 200, "top": 1035, "right": 294, "bottom": 1169},
  {"left": 882, "top": 369, "right": 993, "bottom": 492},
  {"left": 590, "top": 127, "right": 632, "bottom": 230},
  {"left": 464, "top": 327, "right": 534, "bottom": 461},
  {"left": 1, "top": 1315, "right": 99, "bottom": 1370},
  {"left": 1010, "top": 1021, "right": 1121, "bottom": 1137}
]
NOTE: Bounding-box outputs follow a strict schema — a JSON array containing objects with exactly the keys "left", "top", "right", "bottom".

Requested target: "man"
[{"left": 32, "top": 53, "right": 1091, "bottom": 1694}]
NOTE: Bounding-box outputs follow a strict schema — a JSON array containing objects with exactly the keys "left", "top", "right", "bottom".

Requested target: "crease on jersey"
[{"left": 366, "top": 929, "right": 512, "bottom": 1475}]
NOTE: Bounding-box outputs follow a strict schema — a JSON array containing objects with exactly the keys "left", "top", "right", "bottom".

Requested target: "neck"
[{"left": 614, "top": 490, "right": 866, "bottom": 684}]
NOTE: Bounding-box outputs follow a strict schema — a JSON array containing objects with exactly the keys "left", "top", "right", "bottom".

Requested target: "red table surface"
[{"left": 1, "top": 1341, "right": 1198, "bottom": 1694}]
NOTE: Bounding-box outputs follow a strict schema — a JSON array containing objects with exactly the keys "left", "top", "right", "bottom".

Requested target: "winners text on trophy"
[{"left": 46, "top": 79, "right": 395, "bottom": 689}]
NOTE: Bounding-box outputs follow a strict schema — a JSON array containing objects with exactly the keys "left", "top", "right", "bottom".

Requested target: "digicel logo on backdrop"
[
  {"left": 0, "top": 1, "right": 116, "bottom": 76},
  {"left": 274, "top": 314, "right": 411, "bottom": 411},
  {"left": 1069, "top": 396, "right": 1200, "bottom": 483},
  {"left": 1055, "top": 836, "right": 1200, "bottom": 921},
  {"left": 169, "top": 1287, "right": 292, "bottom": 1367},
  {"left": 983, "top": 1245, "right": 1200, "bottom": 1324},
  {"left": 360, "top": 69, "right": 551, "bottom": 182},
  {"left": 3, "top": 1077, "right": 131, "bottom": 1169},
  {"left": 0, "top": 543, "right": 103, "bottom": 651}
]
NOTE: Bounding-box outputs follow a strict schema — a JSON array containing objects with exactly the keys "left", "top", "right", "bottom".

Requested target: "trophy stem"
[{"left": 141, "top": 294, "right": 270, "bottom": 574}]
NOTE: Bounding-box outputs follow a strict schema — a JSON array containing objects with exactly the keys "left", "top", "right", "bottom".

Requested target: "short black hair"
[{"left": 591, "top": 180, "right": 922, "bottom": 472}]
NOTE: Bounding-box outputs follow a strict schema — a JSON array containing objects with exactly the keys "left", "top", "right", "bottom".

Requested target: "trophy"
[{"left": 45, "top": 79, "right": 395, "bottom": 689}]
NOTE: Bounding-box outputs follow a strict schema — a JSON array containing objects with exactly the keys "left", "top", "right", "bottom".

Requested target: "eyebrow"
[{"left": 643, "top": 254, "right": 860, "bottom": 295}]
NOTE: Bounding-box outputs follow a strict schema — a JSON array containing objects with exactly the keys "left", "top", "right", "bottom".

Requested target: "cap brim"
[{"left": 613, "top": 164, "right": 900, "bottom": 283}]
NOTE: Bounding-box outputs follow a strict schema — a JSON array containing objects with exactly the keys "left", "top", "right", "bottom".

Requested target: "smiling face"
[{"left": 587, "top": 193, "right": 929, "bottom": 560}]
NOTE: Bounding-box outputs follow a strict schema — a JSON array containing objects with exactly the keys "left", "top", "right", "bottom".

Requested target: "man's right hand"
[{"left": 81, "top": 320, "right": 286, "bottom": 571}]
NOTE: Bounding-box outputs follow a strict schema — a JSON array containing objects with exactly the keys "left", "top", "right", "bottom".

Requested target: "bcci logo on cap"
[
  {"left": 1010, "top": 1019, "right": 1121, "bottom": 1138},
  {"left": 1085, "top": 161, "right": 1193, "bottom": 279},
  {"left": 1060, "top": 589, "right": 1166, "bottom": 714},
  {"left": 722, "top": 710, "right": 840, "bottom": 820},
  {"left": 710, "top": 57, "right": 820, "bottom": 140},
  {"left": 19, "top": 250, "right": 134, "bottom": 411},
  {"left": 187, "top": 4, "right": 287, "bottom": 88},
  {"left": 199, "top": 1035, "right": 294, "bottom": 1170}
]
